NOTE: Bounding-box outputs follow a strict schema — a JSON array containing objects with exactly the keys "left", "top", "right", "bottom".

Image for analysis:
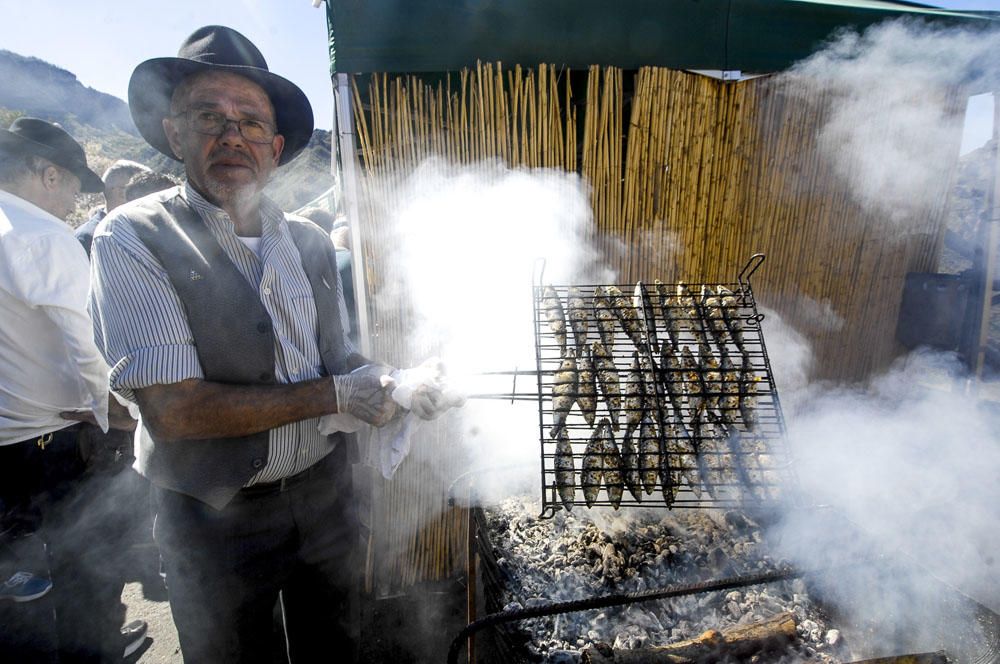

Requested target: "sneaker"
[
  {"left": 0, "top": 571, "right": 52, "bottom": 602},
  {"left": 121, "top": 619, "right": 148, "bottom": 659}
]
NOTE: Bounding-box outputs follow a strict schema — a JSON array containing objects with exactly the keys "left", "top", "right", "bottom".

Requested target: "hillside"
[{"left": 0, "top": 51, "right": 335, "bottom": 219}]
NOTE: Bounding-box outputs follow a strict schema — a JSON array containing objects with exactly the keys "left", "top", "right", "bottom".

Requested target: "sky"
[{"left": 0, "top": 0, "right": 999, "bottom": 141}]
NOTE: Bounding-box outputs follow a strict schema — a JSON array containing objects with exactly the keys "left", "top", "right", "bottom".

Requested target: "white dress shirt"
[{"left": 0, "top": 189, "right": 109, "bottom": 445}]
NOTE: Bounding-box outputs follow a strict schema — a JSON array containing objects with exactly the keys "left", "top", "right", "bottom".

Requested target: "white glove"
[
  {"left": 332, "top": 364, "right": 397, "bottom": 427},
  {"left": 380, "top": 358, "right": 466, "bottom": 420}
]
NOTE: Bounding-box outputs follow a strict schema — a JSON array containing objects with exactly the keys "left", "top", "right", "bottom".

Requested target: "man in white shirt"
[{"left": 0, "top": 117, "right": 144, "bottom": 662}]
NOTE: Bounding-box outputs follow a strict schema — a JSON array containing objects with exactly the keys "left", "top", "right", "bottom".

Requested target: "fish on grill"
[
  {"left": 738, "top": 352, "right": 760, "bottom": 432},
  {"left": 549, "top": 349, "right": 578, "bottom": 438},
  {"left": 680, "top": 346, "right": 702, "bottom": 420},
  {"left": 659, "top": 345, "right": 685, "bottom": 413},
  {"left": 554, "top": 428, "right": 576, "bottom": 510},
  {"left": 698, "top": 417, "right": 737, "bottom": 499},
  {"left": 623, "top": 351, "right": 646, "bottom": 436},
  {"left": 607, "top": 285, "right": 645, "bottom": 350},
  {"left": 715, "top": 420, "right": 760, "bottom": 501},
  {"left": 567, "top": 287, "right": 590, "bottom": 354},
  {"left": 576, "top": 345, "right": 598, "bottom": 426},
  {"left": 639, "top": 355, "right": 663, "bottom": 427},
  {"left": 718, "top": 354, "right": 741, "bottom": 427},
  {"left": 633, "top": 281, "right": 660, "bottom": 354},
  {"left": 581, "top": 422, "right": 606, "bottom": 507},
  {"left": 699, "top": 345, "right": 721, "bottom": 413},
  {"left": 592, "top": 286, "right": 617, "bottom": 348},
  {"left": 717, "top": 286, "right": 746, "bottom": 352},
  {"left": 655, "top": 280, "right": 681, "bottom": 351},
  {"left": 600, "top": 421, "right": 625, "bottom": 509},
  {"left": 702, "top": 286, "right": 730, "bottom": 349},
  {"left": 541, "top": 286, "right": 568, "bottom": 357},
  {"left": 663, "top": 420, "right": 701, "bottom": 500},
  {"left": 592, "top": 341, "right": 621, "bottom": 430},
  {"left": 742, "top": 434, "right": 780, "bottom": 500},
  {"left": 620, "top": 430, "right": 643, "bottom": 502},
  {"left": 638, "top": 415, "right": 660, "bottom": 496}
]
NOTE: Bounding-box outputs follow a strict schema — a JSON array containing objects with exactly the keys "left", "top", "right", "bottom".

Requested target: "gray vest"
[{"left": 128, "top": 190, "right": 352, "bottom": 509}]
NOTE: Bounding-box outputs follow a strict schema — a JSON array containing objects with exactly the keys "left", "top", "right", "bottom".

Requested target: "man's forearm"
[{"left": 135, "top": 377, "right": 337, "bottom": 442}]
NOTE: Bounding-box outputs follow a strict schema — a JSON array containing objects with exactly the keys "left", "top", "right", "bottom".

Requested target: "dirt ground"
[{"left": 122, "top": 582, "right": 180, "bottom": 663}]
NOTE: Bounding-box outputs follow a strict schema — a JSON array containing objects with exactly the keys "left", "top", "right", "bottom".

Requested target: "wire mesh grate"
[{"left": 532, "top": 256, "right": 794, "bottom": 517}]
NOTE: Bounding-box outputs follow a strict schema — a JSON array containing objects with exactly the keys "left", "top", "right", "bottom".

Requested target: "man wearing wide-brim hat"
[
  {"left": 0, "top": 117, "right": 144, "bottom": 660},
  {"left": 89, "top": 25, "right": 457, "bottom": 663}
]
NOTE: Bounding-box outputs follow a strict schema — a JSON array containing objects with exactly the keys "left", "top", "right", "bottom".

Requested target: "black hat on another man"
[
  {"left": 0, "top": 117, "right": 103, "bottom": 192},
  {"left": 128, "top": 25, "right": 314, "bottom": 166}
]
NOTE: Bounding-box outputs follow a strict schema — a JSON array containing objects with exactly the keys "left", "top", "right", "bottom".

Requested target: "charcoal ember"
[
  {"left": 546, "top": 649, "right": 581, "bottom": 664},
  {"left": 485, "top": 497, "right": 841, "bottom": 661}
]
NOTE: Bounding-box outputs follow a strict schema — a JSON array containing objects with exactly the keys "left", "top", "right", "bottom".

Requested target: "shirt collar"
[{"left": 180, "top": 182, "right": 286, "bottom": 237}]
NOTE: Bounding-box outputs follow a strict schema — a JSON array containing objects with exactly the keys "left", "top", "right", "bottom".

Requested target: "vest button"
[
  {"left": 257, "top": 321, "right": 270, "bottom": 333},
  {"left": 259, "top": 371, "right": 272, "bottom": 381},
  {"left": 251, "top": 458, "right": 264, "bottom": 469}
]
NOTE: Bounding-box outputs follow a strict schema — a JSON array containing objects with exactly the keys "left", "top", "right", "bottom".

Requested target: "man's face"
[
  {"left": 162, "top": 71, "right": 285, "bottom": 207},
  {"left": 43, "top": 165, "right": 81, "bottom": 220}
]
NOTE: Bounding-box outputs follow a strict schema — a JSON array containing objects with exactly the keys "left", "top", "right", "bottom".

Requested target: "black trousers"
[
  {"left": 154, "top": 444, "right": 359, "bottom": 664},
  {"left": 0, "top": 426, "right": 130, "bottom": 663}
]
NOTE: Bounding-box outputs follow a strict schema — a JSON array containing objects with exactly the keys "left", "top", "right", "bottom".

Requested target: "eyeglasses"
[{"left": 174, "top": 109, "right": 276, "bottom": 144}]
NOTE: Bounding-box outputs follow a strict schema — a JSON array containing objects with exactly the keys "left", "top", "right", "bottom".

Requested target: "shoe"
[
  {"left": 0, "top": 571, "right": 52, "bottom": 602},
  {"left": 121, "top": 619, "right": 148, "bottom": 658}
]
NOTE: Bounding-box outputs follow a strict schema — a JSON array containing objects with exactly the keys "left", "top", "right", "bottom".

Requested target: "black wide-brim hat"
[
  {"left": 128, "top": 25, "right": 314, "bottom": 166},
  {"left": 0, "top": 117, "right": 103, "bottom": 192}
]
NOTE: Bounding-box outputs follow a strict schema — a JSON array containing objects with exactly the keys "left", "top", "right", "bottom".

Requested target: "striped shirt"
[{"left": 89, "top": 184, "right": 356, "bottom": 484}]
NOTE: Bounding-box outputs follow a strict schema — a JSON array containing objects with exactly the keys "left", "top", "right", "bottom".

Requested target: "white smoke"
[
  {"left": 781, "top": 20, "right": 1000, "bottom": 227},
  {"left": 762, "top": 307, "right": 1000, "bottom": 642},
  {"left": 372, "top": 158, "right": 614, "bottom": 503}
]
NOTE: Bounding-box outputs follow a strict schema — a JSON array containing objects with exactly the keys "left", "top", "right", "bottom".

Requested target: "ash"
[{"left": 483, "top": 497, "right": 842, "bottom": 663}]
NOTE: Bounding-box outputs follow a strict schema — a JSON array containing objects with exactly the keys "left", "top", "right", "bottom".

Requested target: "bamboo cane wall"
[{"left": 349, "top": 64, "right": 964, "bottom": 591}]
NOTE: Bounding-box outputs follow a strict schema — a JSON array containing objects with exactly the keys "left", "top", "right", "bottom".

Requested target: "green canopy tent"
[{"left": 324, "top": 0, "right": 992, "bottom": 75}]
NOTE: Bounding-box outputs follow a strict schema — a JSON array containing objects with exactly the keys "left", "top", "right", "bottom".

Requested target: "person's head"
[
  {"left": 127, "top": 26, "right": 313, "bottom": 210},
  {"left": 123, "top": 171, "right": 179, "bottom": 203},
  {"left": 102, "top": 160, "right": 151, "bottom": 210},
  {"left": 297, "top": 206, "right": 336, "bottom": 233},
  {"left": 0, "top": 117, "right": 102, "bottom": 220},
  {"left": 162, "top": 70, "right": 283, "bottom": 207}
]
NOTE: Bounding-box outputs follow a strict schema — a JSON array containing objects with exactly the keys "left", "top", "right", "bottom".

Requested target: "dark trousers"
[
  {"left": 0, "top": 426, "right": 129, "bottom": 663},
  {"left": 154, "top": 444, "right": 359, "bottom": 664}
]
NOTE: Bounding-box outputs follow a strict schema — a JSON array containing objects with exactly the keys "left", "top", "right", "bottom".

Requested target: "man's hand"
[
  {"left": 332, "top": 364, "right": 397, "bottom": 427},
  {"left": 61, "top": 394, "right": 138, "bottom": 431}
]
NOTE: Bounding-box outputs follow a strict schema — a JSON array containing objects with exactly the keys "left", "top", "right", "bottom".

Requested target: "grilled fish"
[
  {"left": 738, "top": 352, "right": 760, "bottom": 432},
  {"left": 633, "top": 282, "right": 660, "bottom": 354},
  {"left": 554, "top": 428, "right": 576, "bottom": 510},
  {"left": 717, "top": 286, "right": 745, "bottom": 352},
  {"left": 638, "top": 416, "right": 660, "bottom": 497},
  {"left": 549, "top": 349, "right": 578, "bottom": 438},
  {"left": 702, "top": 286, "right": 730, "bottom": 348},
  {"left": 576, "top": 345, "right": 598, "bottom": 426},
  {"left": 620, "top": 430, "right": 643, "bottom": 502},
  {"left": 718, "top": 354, "right": 741, "bottom": 427},
  {"left": 659, "top": 345, "right": 685, "bottom": 414},
  {"left": 664, "top": 421, "right": 701, "bottom": 500},
  {"left": 699, "top": 346, "right": 721, "bottom": 413},
  {"left": 639, "top": 356, "right": 662, "bottom": 426},
  {"left": 600, "top": 422, "right": 625, "bottom": 509},
  {"left": 591, "top": 341, "right": 621, "bottom": 430},
  {"left": 541, "top": 285, "right": 568, "bottom": 357},
  {"left": 656, "top": 280, "right": 681, "bottom": 351},
  {"left": 698, "top": 417, "right": 736, "bottom": 499},
  {"left": 592, "top": 286, "right": 617, "bottom": 348},
  {"left": 607, "top": 285, "right": 645, "bottom": 350},
  {"left": 581, "top": 422, "right": 606, "bottom": 507},
  {"left": 681, "top": 346, "right": 703, "bottom": 419},
  {"left": 623, "top": 351, "right": 645, "bottom": 437},
  {"left": 567, "top": 287, "right": 590, "bottom": 354}
]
